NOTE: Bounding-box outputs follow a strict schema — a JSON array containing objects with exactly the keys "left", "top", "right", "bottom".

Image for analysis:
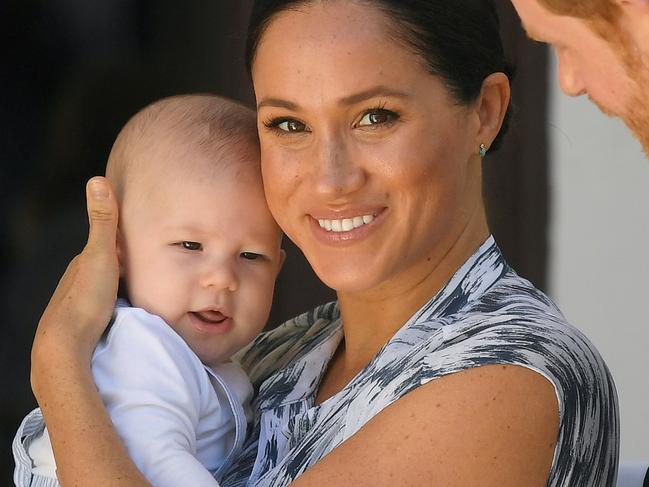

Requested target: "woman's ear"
[{"left": 474, "top": 72, "right": 511, "bottom": 153}]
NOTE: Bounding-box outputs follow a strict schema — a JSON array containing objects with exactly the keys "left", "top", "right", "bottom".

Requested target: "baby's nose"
[{"left": 200, "top": 262, "right": 238, "bottom": 292}]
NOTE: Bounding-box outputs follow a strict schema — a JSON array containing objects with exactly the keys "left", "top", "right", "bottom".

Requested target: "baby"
[{"left": 13, "top": 94, "right": 285, "bottom": 486}]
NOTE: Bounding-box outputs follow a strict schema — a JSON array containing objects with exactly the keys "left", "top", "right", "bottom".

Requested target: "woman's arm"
[
  {"left": 31, "top": 177, "right": 150, "bottom": 486},
  {"left": 292, "top": 364, "right": 559, "bottom": 487}
]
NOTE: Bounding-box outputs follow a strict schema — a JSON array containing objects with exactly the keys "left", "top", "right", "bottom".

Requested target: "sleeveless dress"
[{"left": 222, "top": 236, "right": 619, "bottom": 487}]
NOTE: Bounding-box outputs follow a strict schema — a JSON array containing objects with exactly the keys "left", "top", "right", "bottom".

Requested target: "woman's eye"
[
  {"left": 265, "top": 118, "right": 308, "bottom": 134},
  {"left": 358, "top": 109, "right": 399, "bottom": 127},
  {"left": 240, "top": 251, "right": 262, "bottom": 261},
  {"left": 180, "top": 241, "right": 202, "bottom": 251},
  {"left": 279, "top": 120, "right": 305, "bottom": 132}
]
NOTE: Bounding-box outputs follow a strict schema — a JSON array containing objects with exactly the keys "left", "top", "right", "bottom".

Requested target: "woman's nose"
[
  {"left": 200, "top": 260, "right": 238, "bottom": 292},
  {"left": 312, "top": 136, "right": 366, "bottom": 198},
  {"left": 557, "top": 50, "right": 586, "bottom": 97}
]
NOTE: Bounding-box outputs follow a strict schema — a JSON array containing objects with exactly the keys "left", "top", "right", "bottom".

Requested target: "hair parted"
[{"left": 246, "top": 0, "right": 514, "bottom": 152}]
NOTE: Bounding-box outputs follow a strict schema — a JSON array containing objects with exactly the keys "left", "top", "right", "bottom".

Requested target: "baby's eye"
[
  {"left": 357, "top": 108, "right": 399, "bottom": 127},
  {"left": 180, "top": 241, "right": 203, "bottom": 251},
  {"left": 240, "top": 251, "right": 262, "bottom": 260}
]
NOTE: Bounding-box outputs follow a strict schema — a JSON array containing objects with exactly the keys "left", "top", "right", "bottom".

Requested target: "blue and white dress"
[{"left": 222, "top": 236, "right": 619, "bottom": 487}]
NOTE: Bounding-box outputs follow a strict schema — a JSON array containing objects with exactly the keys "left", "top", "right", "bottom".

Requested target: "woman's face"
[{"left": 252, "top": 1, "right": 487, "bottom": 295}]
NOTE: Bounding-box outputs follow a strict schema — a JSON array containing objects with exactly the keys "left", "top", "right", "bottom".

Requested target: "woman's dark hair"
[{"left": 246, "top": 0, "right": 514, "bottom": 152}]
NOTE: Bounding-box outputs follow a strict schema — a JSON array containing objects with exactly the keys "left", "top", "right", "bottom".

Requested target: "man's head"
[
  {"left": 510, "top": 0, "right": 649, "bottom": 154},
  {"left": 106, "top": 94, "right": 284, "bottom": 367}
]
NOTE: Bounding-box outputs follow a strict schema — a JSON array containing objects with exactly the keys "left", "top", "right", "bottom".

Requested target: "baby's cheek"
[{"left": 126, "top": 269, "right": 181, "bottom": 321}]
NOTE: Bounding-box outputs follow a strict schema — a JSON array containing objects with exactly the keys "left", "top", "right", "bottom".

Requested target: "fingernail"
[{"left": 89, "top": 179, "right": 108, "bottom": 200}]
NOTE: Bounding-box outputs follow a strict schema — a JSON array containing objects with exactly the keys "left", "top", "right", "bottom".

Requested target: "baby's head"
[{"left": 106, "top": 94, "right": 284, "bottom": 367}]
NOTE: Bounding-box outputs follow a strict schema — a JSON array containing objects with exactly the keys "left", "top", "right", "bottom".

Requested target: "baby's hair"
[{"left": 106, "top": 94, "right": 259, "bottom": 201}]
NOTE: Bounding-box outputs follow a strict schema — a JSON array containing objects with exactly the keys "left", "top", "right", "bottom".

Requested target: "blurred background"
[{"left": 1, "top": 0, "right": 647, "bottom": 482}]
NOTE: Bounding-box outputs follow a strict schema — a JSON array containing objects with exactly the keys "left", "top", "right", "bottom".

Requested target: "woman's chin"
[{"left": 308, "top": 259, "right": 387, "bottom": 296}]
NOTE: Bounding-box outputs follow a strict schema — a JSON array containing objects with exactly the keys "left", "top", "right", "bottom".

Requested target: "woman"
[{"left": 29, "top": 1, "right": 618, "bottom": 485}]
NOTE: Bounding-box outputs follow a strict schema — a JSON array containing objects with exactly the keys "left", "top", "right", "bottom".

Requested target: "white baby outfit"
[{"left": 13, "top": 300, "right": 252, "bottom": 487}]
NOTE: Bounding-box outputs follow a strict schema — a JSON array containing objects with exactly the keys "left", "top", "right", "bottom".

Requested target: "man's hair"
[
  {"left": 106, "top": 94, "right": 259, "bottom": 200},
  {"left": 538, "top": 0, "right": 634, "bottom": 67}
]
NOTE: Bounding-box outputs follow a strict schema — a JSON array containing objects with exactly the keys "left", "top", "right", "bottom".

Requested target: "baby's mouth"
[{"left": 190, "top": 310, "right": 228, "bottom": 324}]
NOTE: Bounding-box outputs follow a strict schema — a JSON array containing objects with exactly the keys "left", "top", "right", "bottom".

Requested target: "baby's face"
[{"left": 118, "top": 155, "right": 283, "bottom": 367}]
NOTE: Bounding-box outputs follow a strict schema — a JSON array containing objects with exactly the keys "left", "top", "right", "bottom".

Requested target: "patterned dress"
[{"left": 221, "top": 236, "right": 619, "bottom": 487}]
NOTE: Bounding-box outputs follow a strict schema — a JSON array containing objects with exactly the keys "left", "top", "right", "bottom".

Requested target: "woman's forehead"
[
  {"left": 253, "top": 2, "right": 412, "bottom": 70},
  {"left": 251, "top": 2, "right": 429, "bottom": 97}
]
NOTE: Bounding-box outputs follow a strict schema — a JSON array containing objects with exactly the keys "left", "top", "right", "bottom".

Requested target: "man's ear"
[
  {"left": 615, "top": 0, "right": 649, "bottom": 17},
  {"left": 616, "top": 0, "right": 649, "bottom": 8},
  {"left": 615, "top": 0, "right": 649, "bottom": 53}
]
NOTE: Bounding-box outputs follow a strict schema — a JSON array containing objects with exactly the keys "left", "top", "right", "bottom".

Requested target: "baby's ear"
[{"left": 278, "top": 249, "right": 287, "bottom": 274}]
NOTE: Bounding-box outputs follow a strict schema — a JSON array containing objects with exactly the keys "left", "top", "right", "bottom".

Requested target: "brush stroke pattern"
[{"left": 222, "top": 237, "right": 618, "bottom": 486}]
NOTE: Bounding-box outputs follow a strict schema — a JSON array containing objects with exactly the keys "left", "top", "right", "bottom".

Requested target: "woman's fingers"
[
  {"left": 32, "top": 177, "right": 120, "bottom": 384},
  {"left": 85, "top": 177, "right": 118, "bottom": 256},
  {"left": 78, "top": 177, "right": 120, "bottom": 332}
]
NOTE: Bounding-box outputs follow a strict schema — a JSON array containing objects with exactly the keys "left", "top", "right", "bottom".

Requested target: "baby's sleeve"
[
  {"left": 92, "top": 309, "right": 221, "bottom": 487},
  {"left": 13, "top": 408, "right": 61, "bottom": 486}
]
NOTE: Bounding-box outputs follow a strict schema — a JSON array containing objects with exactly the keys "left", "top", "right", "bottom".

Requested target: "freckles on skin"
[
  {"left": 256, "top": 9, "right": 414, "bottom": 109},
  {"left": 253, "top": 2, "right": 485, "bottom": 295}
]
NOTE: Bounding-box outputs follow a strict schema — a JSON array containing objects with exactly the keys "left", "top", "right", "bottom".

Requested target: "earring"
[{"left": 479, "top": 143, "right": 488, "bottom": 158}]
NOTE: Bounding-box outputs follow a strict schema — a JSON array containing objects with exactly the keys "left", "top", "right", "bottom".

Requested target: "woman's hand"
[
  {"left": 30, "top": 177, "right": 150, "bottom": 486},
  {"left": 32, "top": 177, "right": 119, "bottom": 387}
]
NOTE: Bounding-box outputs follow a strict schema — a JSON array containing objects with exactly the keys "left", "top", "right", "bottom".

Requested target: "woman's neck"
[{"left": 335, "top": 211, "right": 490, "bottom": 375}]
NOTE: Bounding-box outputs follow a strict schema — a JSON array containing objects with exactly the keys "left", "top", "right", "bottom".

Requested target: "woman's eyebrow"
[
  {"left": 257, "top": 98, "right": 299, "bottom": 110},
  {"left": 338, "top": 86, "right": 411, "bottom": 106},
  {"left": 257, "top": 86, "right": 411, "bottom": 111}
]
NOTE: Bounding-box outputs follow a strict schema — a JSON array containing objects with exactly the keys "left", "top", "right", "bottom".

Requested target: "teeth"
[{"left": 317, "top": 214, "right": 375, "bottom": 233}]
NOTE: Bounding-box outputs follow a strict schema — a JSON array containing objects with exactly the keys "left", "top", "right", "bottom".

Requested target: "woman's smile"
[
  {"left": 253, "top": 1, "right": 484, "bottom": 293},
  {"left": 316, "top": 214, "right": 374, "bottom": 233},
  {"left": 309, "top": 208, "right": 385, "bottom": 244}
]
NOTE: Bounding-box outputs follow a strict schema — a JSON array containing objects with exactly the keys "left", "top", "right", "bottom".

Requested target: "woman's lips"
[
  {"left": 189, "top": 310, "right": 233, "bottom": 334},
  {"left": 316, "top": 213, "right": 374, "bottom": 232},
  {"left": 309, "top": 208, "right": 385, "bottom": 243}
]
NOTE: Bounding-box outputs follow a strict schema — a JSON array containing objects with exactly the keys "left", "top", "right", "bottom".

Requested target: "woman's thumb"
[{"left": 85, "top": 177, "right": 118, "bottom": 254}]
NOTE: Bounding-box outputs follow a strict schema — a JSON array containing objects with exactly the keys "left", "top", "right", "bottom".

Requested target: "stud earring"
[{"left": 479, "top": 143, "right": 488, "bottom": 158}]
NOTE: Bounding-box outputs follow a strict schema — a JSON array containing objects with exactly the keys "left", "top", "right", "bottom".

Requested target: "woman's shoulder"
[
  {"left": 383, "top": 266, "right": 616, "bottom": 429},
  {"left": 419, "top": 268, "right": 612, "bottom": 385},
  {"left": 234, "top": 301, "right": 341, "bottom": 386},
  {"left": 368, "top": 269, "right": 618, "bottom": 486}
]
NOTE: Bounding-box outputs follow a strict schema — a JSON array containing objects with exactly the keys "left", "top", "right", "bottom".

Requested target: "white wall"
[{"left": 548, "top": 58, "right": 649, "bottom": 461}]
